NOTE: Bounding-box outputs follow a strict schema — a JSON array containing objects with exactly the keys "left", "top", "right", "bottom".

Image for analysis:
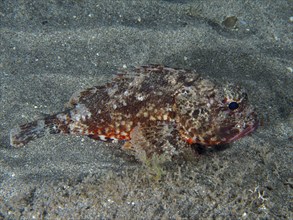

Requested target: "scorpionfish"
[{"left": 10, "top": 65, "right": 258, "bottom": 157}]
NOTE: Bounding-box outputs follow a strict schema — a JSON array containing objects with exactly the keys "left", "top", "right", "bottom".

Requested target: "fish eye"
[{"left": 228, "top": 102, "right": 239, "bottom": 110}]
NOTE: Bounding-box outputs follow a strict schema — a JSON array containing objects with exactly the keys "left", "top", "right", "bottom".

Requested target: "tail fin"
[{"left": 10, "top": 111, "right": 70, "bottom": 147}]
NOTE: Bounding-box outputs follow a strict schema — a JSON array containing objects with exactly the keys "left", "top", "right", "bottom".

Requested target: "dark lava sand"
[{"left": 0, "top": 1, "right": 292, "bottom": 219}]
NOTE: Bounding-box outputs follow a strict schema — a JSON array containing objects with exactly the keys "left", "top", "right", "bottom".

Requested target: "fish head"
[
  {"left": 175, "top": 81, "right": 258, "bottom": 146},
  {"left": 208, "top": 83, "right": 258, "bottom": 145}
]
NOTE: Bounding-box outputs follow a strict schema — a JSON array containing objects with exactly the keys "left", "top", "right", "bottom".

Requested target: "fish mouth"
[
  {"left": 187, "top": 110, "right": 259, "bottom": 146},
  {"left": 226, "top": 121, "right": 259, "bottom": 143},
  {"left": 190, "top": 121, "right": 258, "bottom": 146}
]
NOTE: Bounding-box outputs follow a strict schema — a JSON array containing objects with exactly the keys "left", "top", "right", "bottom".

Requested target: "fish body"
[{"left": 10, "top": 65, "right": 258, "bottom": 157}]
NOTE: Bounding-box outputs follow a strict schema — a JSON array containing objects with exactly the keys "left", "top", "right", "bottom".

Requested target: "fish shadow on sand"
[{"left": 191, "top": 143, "right": 231, "bottom": 155}]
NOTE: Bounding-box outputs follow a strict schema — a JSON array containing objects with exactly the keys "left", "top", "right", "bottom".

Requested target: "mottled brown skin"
[{"left": 10, "top": 65, "right": 258, "bottom": 158}]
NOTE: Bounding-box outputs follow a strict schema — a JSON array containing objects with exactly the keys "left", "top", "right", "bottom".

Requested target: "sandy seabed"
[{"left": 0, "top": 0, "right": 292, "bottom": 219}]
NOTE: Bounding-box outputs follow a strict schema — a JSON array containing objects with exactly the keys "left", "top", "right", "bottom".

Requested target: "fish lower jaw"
[{"left": 226, "top": 125, "right": 257, "bottom": 143}]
